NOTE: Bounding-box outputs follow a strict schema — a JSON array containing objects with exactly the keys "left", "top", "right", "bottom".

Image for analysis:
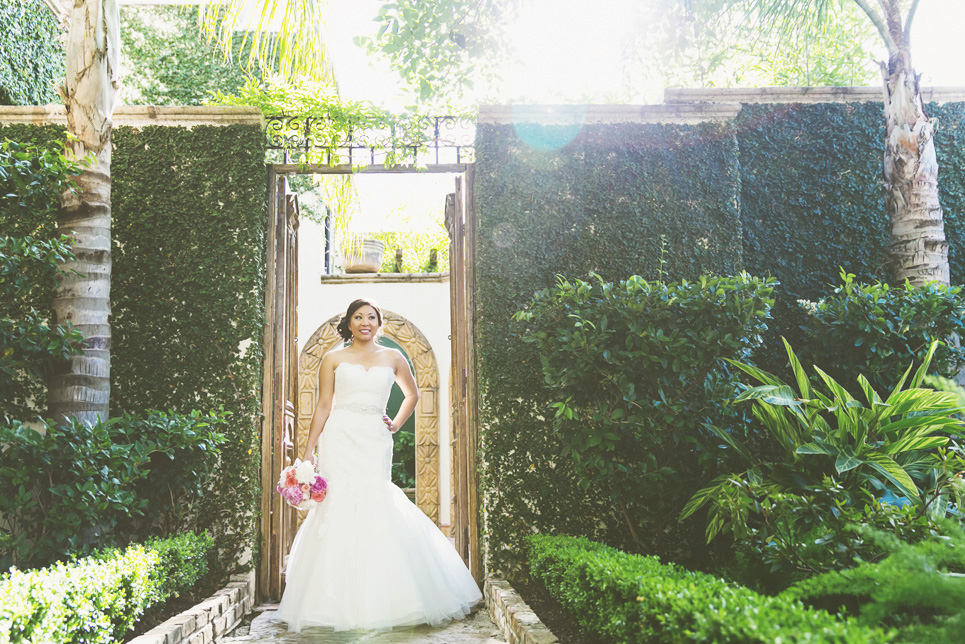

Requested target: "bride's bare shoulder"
[{"left": 320, "top": 347, "right": 348, "bottom": 371}]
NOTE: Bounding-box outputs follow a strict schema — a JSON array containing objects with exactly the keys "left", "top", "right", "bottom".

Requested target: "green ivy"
[
  {"left": 0, "top": 0, "right": 63, "bottom": 106},
  {"left": 0, "top": 123, "right": 268, "bottom": 577},
  {"left": 736, "top": 101, "right": 965, "bottom": 376},
  {"left": 474, "top": 121, "right": 743, "bottom": 576}
]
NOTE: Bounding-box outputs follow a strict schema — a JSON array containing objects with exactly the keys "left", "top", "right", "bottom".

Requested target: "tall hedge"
[
  {"left": 736, "top": 101, "right": 965, "bottom": 374},
  {"left": 0, "top": 123, "right": 268, "bottom": 574},
  {"left": 0, "top": 0, "right": 63, "bottom": 106},
  {"left": 474, "top": 121, "right": 743, "bottom": 575}
]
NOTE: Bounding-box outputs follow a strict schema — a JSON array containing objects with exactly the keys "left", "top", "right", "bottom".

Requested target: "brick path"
[{"left": 222, "top": 606, "right": 505, "bottom": 643}]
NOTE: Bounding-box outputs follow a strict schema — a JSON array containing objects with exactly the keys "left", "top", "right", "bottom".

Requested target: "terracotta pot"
[{"left": 343, "top": 239, "right": 385, "bottom": 273}]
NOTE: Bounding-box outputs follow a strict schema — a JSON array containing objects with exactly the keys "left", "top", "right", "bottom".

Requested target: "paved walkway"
[{"left": 222, "top": 606, "right": 505, "bottom": 644}]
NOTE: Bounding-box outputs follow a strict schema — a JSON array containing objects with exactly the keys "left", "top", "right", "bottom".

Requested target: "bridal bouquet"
[{"left": 277, "top": 459, "right": 328, "bottom": 510}]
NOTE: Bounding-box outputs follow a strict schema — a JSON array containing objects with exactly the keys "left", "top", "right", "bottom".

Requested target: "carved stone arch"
[{"left": 297, "top": 309, "right": 441, "bottom": 524}]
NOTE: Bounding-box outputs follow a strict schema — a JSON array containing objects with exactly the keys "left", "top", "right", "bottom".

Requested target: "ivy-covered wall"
[
  {"left": 0, "top": 122, "right": 268, "bottom": 573},
  {"left": 736, "top": 100, "right": 965, "bottom": 374},
  {"left": 0, "top": 0, "right": 64, "bottom": 106},
  {"left": 474, "top": 121, "right": 743, "bottom": 576},
  {"left": 475, "top": 102, "right": 965, "bottom": 576}
]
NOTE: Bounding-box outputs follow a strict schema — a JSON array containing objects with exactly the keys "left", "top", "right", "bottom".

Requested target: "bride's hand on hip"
[{"left": 382, "top": 414, "right": 397, "bottom": 433}]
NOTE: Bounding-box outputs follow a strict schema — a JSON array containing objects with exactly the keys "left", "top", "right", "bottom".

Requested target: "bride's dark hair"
[{"left": 336, "top": 298, "right": 383, "bottom": 341}]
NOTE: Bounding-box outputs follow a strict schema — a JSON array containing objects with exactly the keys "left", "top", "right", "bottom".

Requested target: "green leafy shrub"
[
  {"left": 0, "top": 410, "right": 227, "bottom": 570},
  {"left": 0, "top": 123, "right": 268, "bottom": 577},
  {"left": 783, "top": 526, "right": 965, "bottom": 644},
  {"left": 801, "top": 271, "right": 965, "bottom": 392},
  {"left": 527, "top": 534, "right": 888, "bottom": 644},
  {"left": 515, "top": 272, "right": 775, "bottom": 554},
  {"left": 0, "top": 236, "right": 84, "bottom": 419},
  {"left": 0, "top": 531, "right": 212, "bottom": 644},
  {"left": 682, "top": 340, "right": 965, "bottom": 582},
  {"left": 0, "top": 139, "right": 85, "bottom": 418}
]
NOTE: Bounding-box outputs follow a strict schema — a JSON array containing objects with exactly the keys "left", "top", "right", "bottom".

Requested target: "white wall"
[{"left": 297, "top": 218, "right": 453, "bottom": 525}]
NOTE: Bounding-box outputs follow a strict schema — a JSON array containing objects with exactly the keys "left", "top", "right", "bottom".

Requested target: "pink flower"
[
  {"left": 310, "top": 476, "right": 327, "bottom": 493},
  {"left": 311, "top": 490, "right": 327, "bottom": 502},
  {"left": 285, "top": 470, "right": 298, "bottom": 487},
  {"left": 282, "top": 485, "right": 304, "bottom": 507},
  {"left": 301, "top": 483, "right": 310, "bottom": 493}
]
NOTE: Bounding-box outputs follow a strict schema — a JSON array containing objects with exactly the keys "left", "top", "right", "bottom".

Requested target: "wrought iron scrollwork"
[{"left": 264, "top": 114, "right": 475, "bottom": 165}]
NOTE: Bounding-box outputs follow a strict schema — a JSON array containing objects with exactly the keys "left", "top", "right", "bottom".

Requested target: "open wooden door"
[
  {"left": 448, "top": 169, "right": 482, "bottom": 582},
  {"left": 258, "top": 170, "right": 300, "bottom": 602}
]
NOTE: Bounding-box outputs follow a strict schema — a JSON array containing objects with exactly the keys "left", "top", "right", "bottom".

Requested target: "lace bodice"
[{"left": 332, "top": 362, "right": 395, "bottom": 415}]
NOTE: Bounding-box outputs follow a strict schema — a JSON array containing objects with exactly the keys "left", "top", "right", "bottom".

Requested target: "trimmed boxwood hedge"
[
  {"left": 0, "top": 531, "right": 213, "bottom": 644},
  {"left": 528, "top": 534, "right": 888, "bottom": 644},
  {"left": 0, "top": 123, "right": 268, "bottom": 576}
]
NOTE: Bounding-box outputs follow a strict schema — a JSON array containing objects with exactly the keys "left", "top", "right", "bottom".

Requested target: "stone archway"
[{"left": 297, "top": 310, "right": 442, "bottom": 524}]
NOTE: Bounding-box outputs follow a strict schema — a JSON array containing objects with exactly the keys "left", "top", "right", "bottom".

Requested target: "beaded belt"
[{"left": 337, "top": 402, "right": 385, "bottom": 415}]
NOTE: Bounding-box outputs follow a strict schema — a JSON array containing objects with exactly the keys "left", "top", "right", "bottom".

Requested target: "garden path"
[{"left": 222, "top": 606, "right": 504, "bottom": 643}]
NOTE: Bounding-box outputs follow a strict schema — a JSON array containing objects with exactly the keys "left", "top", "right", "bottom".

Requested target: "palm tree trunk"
[
  {"left": 881, "top": 28, "right": 948, "bottom": 285},
  {"left": 49, "top": 0, "right": 119, "bottom": 425}
]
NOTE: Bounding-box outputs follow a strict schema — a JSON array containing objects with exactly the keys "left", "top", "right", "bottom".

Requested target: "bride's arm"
[
  {"left": 385, "top": 351, "right": 418, "bottom": 434},
  {"left": 301, "top": 354, "right": 337, "bottom": 463}
]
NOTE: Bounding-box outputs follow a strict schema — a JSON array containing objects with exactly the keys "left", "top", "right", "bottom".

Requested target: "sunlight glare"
[{"left": 506, "top": 0, "right": 638, "bottom": 102}]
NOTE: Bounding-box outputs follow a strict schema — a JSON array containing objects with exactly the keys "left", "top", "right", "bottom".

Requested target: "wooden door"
[
  {"left": 448, "top": 169, "right": 481, "bottom": 581},
  {"left": 258, "top": 170, "right": 300, "bottom": 602}
]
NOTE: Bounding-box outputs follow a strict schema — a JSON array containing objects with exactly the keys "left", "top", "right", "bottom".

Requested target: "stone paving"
[{"left": 221, "top": 606, "right": 506, "bottom": 644}]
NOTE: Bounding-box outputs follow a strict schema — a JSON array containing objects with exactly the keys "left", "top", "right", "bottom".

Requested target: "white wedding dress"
[{"left": 275, "top": 362, "right": 482, "bottom": 632}]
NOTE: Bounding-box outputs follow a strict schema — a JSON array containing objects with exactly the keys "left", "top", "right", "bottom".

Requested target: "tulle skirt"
[{"left": 274, "top": 477, "right": 482, "bottom": 632}]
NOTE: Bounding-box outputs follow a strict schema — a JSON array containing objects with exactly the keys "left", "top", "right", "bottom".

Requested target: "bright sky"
[{"left": 325, "top": 0, "right": 965, "bottom": 106}]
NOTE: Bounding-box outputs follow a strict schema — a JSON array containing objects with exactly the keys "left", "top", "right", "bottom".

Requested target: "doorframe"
[{"left": 257, "top": 162, "right": 481, "bottom": 602}]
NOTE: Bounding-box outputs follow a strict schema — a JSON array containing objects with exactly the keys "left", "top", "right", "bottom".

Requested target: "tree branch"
[
  {"left": 852, "top": 0, "right": 897, "bottom": 54},
  {"left": 904, "top": 0, "right": 921, "bottom": 43}
]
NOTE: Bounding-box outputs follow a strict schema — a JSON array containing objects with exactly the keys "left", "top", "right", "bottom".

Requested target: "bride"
[{"left": 275, "top": 298, "right": 482, "bottom": 632}]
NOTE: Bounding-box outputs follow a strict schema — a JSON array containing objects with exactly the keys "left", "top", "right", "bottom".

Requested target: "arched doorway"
[{"left": 296, "top": 310, "right": 443, "bottom": 524}]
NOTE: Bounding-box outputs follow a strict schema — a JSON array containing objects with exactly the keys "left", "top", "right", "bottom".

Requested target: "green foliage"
[
  {"left": 0, "top": 0, "right": 64, "bottom": 106},
  {"left": 211, "top": 77, "right": 473, "bottom": 165},
  {"left": 0, "top": 139, "right": 85, "bottom": 417},
  {"left": 801, "top": 270, "right": 965, "bottom": 392},
  {"left": 682, "top": 341, "right": 965, "bottom": 579},
  {"left": 0, "top": 531, "right": 213, "bottom": 644},
  {"left": 367, "top": 227, "right": 450, "bottom": 273},
  {"left": 391, "top": 427, "right": 416, "bottom": 489},
  {"left": 527, "top": 533, "right": 888, "bottom": 644},
  {"left": 359, "top": 0, "right": 512, "bottom": 102},
  {"left": 737, "top": 101, "right": 965, "bottom": 377},
  {"left": 110, "top": 124, "right": 267, "bottom": 574},
  {"left": 515, "top": 272, "right": 775, "bottom": 554},
  {"left": 0, "top": 236, "right": 84, "bottom": 419},
  {"left": 119, "top": 5, "right": 252, "bottom": 106},
  {"left": 475, "top": 120, "right": 744, "bottom": 575},
  {"left": 0, "top": 122, "right": 268, "bottom": 575},
  {"left": 783, "top": 526, "right": 965, "bottom": 643},
  {"left": 0, "top": 410, "right": 227, "bottom": 570}
]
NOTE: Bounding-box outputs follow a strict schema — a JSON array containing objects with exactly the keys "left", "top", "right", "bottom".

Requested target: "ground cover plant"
[
  {"left": 0, "top": 531, "right": 212, "bottom": 644},
  {"left": 515, "top": 271, "right": 775, "bottom": 556},
  {"left": 527, "top": 533, "right": 888, "bottom": 644},
  {"left": 682, "top": 340, "right": 965, "bottom": 587}
]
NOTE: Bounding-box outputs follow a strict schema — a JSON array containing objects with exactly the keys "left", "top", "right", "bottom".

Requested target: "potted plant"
[{"left": 342, "top": 238, "right": 385, "bottom": 273}]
